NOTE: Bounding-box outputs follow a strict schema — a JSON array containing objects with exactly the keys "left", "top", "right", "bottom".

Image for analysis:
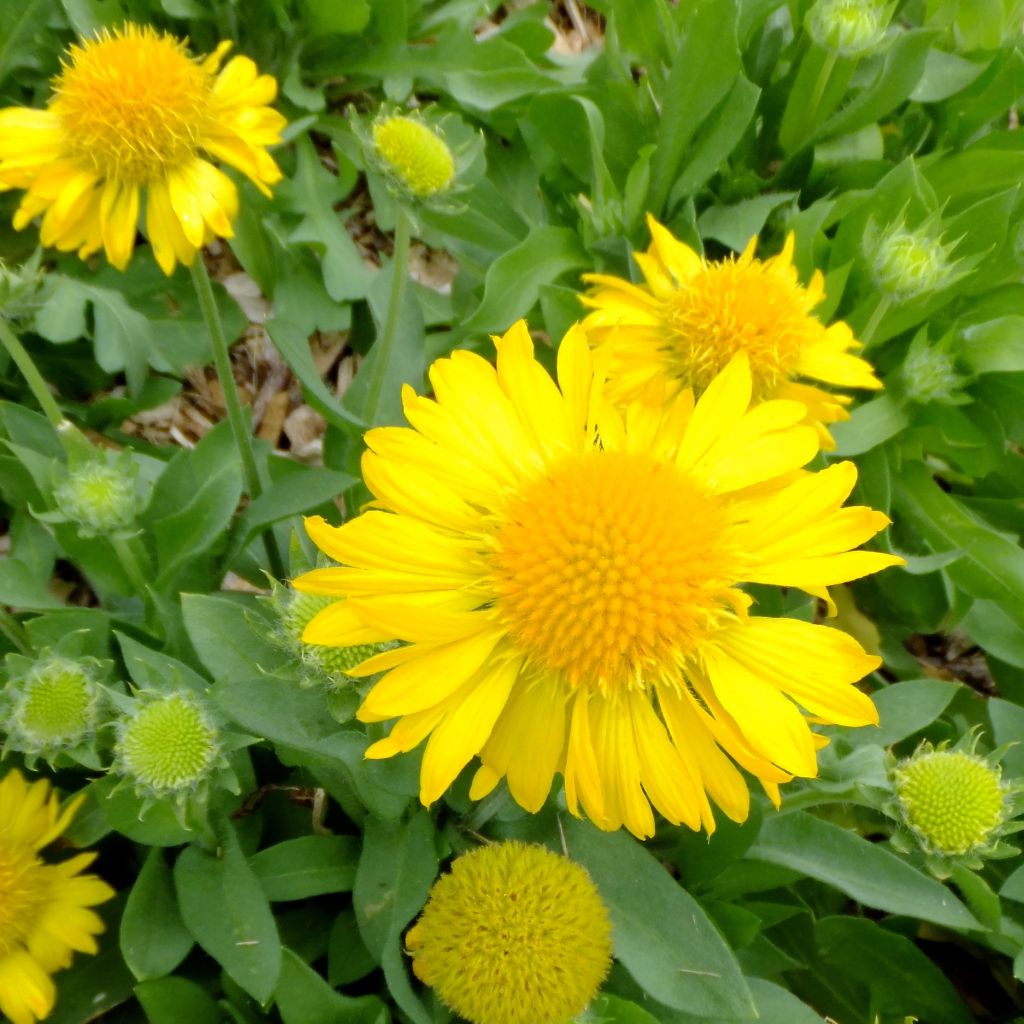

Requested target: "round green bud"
[
  {"left": 901, "top": 344, "right": 963, "bottom": 405},
  {"left": 807, "top": 0, "right": 891, "bottom": 57},
  {"left": 115, "top": 693, "right": 219, "bottom": 797},
  {"left": 372, "top": 115, "right": 456, "bottom": 198},
  {"left": 280, "top": 589, "right": 376, "bottom": 682},
  {"left": 9, "top": 657, "right": 98, "bottom": 753},
  {"left": 894, "top": 748, "right": 1007, "bottom": 857},
  {"left": 56, "top": 460, "right": 137, "bottom": 533},
  {"left": 873, "top": 223, "right": 954, "bottom": 301}
]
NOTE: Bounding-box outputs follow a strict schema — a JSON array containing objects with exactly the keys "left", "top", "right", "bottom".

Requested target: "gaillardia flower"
[
  {"left": 406, "top": 842, "right": 612, "bottom": 1024},
  {"left": 295, "top": 321, "right": 901, "bottom": 838},
  {"left": 0, "top": 770, "right": 114, "bottom": 1024},
  {"left": 372, "top": 113, "right": 455, "bottom": 199},
  {"left": 0, "top": 23, "right": 286, "bottom": 274},
  {"left": 581, "top": 216, "right": 880, "bottom": 448}
]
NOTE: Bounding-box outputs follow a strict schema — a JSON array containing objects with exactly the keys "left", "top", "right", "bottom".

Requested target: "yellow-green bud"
[
  {"left": 56, "top": 459, "right": 137, "bottom": 534},
  {"left": 807, "top": 0, "right": 893, "bottom": 57},
  {"left": 893, "top": 748, "right": 1007, "bottom": 857},
  {"left": 372, "top": 115, "right": 456, "bottom": 198},
  {"left": 281, "top": 590, "right": 376, "bottom": 681},
  {"left": 115, "top": 693, "right": 219, "bottom": 797},
  {"left": 8, "top": 657, "right": 98, "bottom": 753},
  {"left": 873, "top": 222, "right": 956, "bottom": 301},
  {"left": 901, "top": 342, "right": 964, "bottom": 405}
]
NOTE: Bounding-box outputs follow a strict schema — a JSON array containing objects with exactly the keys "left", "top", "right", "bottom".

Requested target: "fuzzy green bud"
[
  {"left": 894, "top": 748, "right": 1007, "bottom": 857},
  {"left": 8, "top": 657, "right": 98, "bottom": 754},
  {"left": 115, "top": 693, "right": 219, "bottom": 797},
  {"left": 55, "top": 459, "right": 137, "bottom": 534},
  {"left": 0, "top": 254, "right": 44, "bottom": 324},
  {"left": 807, "top": 0, "right": 893, "bottom": 57},
  {"left": 873, "top": 221, "right": 956, "bottom": 301},
  {"left": 281, "top": 589, "right": 377, "bottom": 681},
  {"left": 901, "top": 341, "right": 965, "bottom": 405},
  {"left": 373, "top": 115, "right": 456, "bottom": 198}
]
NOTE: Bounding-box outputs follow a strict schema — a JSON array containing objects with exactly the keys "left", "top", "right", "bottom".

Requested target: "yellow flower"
[
  {"left": 0, "top": 770, "right": 114, "bottom": 1024},
  {"left": 581, "top": 216, "right": 881, "bottom": 449},
  {"left": 295, "top": 321, "right": 902, "bottom": 839},
  {"left": 372, "top": 114, "right": 455, "bottom": 198},
  {"left": 0, "top": 23, "right": 286, "bottom": 275},
  {"left": 406, "top": 841, "right": 612, "bottom": 1024}
]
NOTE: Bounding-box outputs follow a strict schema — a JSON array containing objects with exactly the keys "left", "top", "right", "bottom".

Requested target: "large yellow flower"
[
  {"left": 581, "top": 216, "right": 880, "bottom": 448},
  {"left": 295, "top": 322, "right": 902, "bottom": 839},
  {"left": 0, "top": 770, "right": 114, "bottom": 1024},
  {"left": 0, "top": 23, "right": 285, "bottom": 275}
]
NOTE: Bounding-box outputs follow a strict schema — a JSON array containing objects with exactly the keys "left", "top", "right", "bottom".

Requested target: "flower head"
[
  {"left": 54, "top": 455, "right": 137, "bottom": 535},
  {"left": 372, "top": 113, "right": 455, "bottom": 199},
  {"left": 5, "top": 656, "right": 100, "bottom": 758},
  {"left": 807, "top": 0, "right": 894, "bottom": 57},
  {"left": 114, "top": 692, "right": 219, "bottom": 798},
  {"left": 581, "top": 217, "right": 880, "bottom": 449},
  {"left": 0, "top": 23, "right": 286, "bottom": 274},
  {"left": 894, "top": 746, "right": 1008, "bottom": 858},
  {"left": 871, "top": 218, "right": 959, "bottom": 301},
  {"left": 295, "top": 321, "right": 902, "bottom": 838},
  {"left": 0, "top": 770, "right": 114, "bottom": 1024},
  {"left": 406, "top": 842, "right": 612, "bottom": 1024},
  {"left": 280, "top": 588, "right": 379, "bottom": 681}
]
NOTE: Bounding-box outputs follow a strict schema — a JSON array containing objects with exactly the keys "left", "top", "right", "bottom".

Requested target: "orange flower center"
[
  {"left": 663, "top": 258, "right": 819, "bottom": 398},
  {"left": 0, "top": 842, "right": 48, "bottom": 956},
  {"left": 490, "top": 452, "right": 735, "bottom": 692},
  {"left": 53, "top": 26, "right": 211, "bottom": 184}
]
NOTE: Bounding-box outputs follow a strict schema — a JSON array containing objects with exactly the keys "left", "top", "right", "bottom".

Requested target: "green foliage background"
[{"left": 2, "top": 0, "right": 1024, "bottom": 1021}]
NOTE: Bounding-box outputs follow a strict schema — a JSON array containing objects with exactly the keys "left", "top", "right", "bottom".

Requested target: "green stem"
[
  {"left": 0, "top": 608, "right": 30, "bottom": 655},
  {"left": 111, "top": 535, "right": 149, "bottom": 597},
  {"left": 0, "top": 316, "right": 64, "bottom": 429},
  {"left": 860, "top": 294, "right": 893, "bottom": 348},
  {"left": 805, "top": 49, "right": 838, "bottom": 139},
  {"left": 359, "top": 206, "right": 412, "bottom": 427},
  {"left": 190, "top": 257, "right": 285, "bottom": 580}
]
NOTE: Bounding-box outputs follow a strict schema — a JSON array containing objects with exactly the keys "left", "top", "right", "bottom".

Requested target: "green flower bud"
[
  {"left": 114, "top": 692, "right": 219, "bottom": 797},
  {"left": 807, "top": 0, "right": 893, "bottom": 57},
  {"left": 55, "top": 458, "right": 137, "bottom": 534},
  {"left": 0, "top": 252, "right": 44, "bottom": 324},
  {"left": 872, "top": 220, "right": 957, "bottom": 301},
  {"left": 6, "top": 656, "right": 99, "bottom": 755},
  {"left": 893, "top": 747, "right": 1007, "bottom": 857},
  {"left": 372, "top": 114, "right": 456, "bottom": 199},
  {"left": 901, "top": 337, "right": 967, "bottom": 405},
  {"left": 280, "top": 589, "right": 377, "bottom": 682}
]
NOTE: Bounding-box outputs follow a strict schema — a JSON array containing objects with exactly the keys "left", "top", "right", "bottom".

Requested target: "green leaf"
[
  {"left": 182, "top": 593, "right": 294, "bottom": 684},
  {"left": 459, "top": 226, "right": 587, "bottom": 336},
  {"left": 815, "top": 917, "right": 974, "bottom": 1024},
  {"left": 961, "top": 317, "right": 1024, "bottom": 374},
  {"left": 698, "top": 193, "right": 797, "bottom": 252},
  {"left": 251, "top": 835, "right": 360, "bottom": 901},
  {"left": 134, "top": 977, "right": 222, "bottom": 1024},
  {"left": 962, "top": 599, "right": 1024, "bottom": 669},
  {"left": 648, "top": 0, "right": 741, "bottom": 214},
  {"left": 0, "top": 557, "right": 65, "bottom": 610},
  {"left": 563, "top": 818, "right": 755, "bottom": 1019},
  {"left": 749, "top": 812, "right": 979, "bottom": 930},
  {"left": 275, "top": 947, "right": 388, "bottom": 1024},
  {"left": 120, "top": 848, "right": 194, "bottom": 980},
  {"left": 354, "top": 811, "right": 437, "bottom": 1024},
  {"left": 845, "top": 678, "right": 961, "bottom": 747},
  {"left": 1001, "top": 862, "right": 1024, "bottom": 903},
  {"left": 174, "top": 826, "right": 282, "bottom": 1004},
  {"left": 989, "top": 698, "right": 1024, "bottom": 777},
  {"left": 832, "top": 395, "right": 910, "bottom": 457}
]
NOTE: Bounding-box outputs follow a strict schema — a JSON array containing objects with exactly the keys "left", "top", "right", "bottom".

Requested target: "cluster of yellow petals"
[
  {"left": 582, "top": 215, "right": 881, "bottom": 448},
  {"left": 0, "top": 24, "right": 285, "bottom": 274},
  {"left": 296, "top": 321, "right": 902, "bottom": 839},
  {"left": 0, "top": 771, "right": 114, "bottom": 1024}
]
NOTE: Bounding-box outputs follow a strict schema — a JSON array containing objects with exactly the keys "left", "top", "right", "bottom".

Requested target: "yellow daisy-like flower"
[
  {"left": 581, "top": 216, "right": 881, "bottom": 448},
  {"left": 406, "top": 841, "right": 612, "bottom": 1024},
  {"left": 0, "top": 770, "right": 114, "bottom": 1024},
  {"left": 0, "top": 23, "right": 286, "bottom": 275},
  {"left": 295, "top": 321, "right": 902, "bottom": 839}
]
